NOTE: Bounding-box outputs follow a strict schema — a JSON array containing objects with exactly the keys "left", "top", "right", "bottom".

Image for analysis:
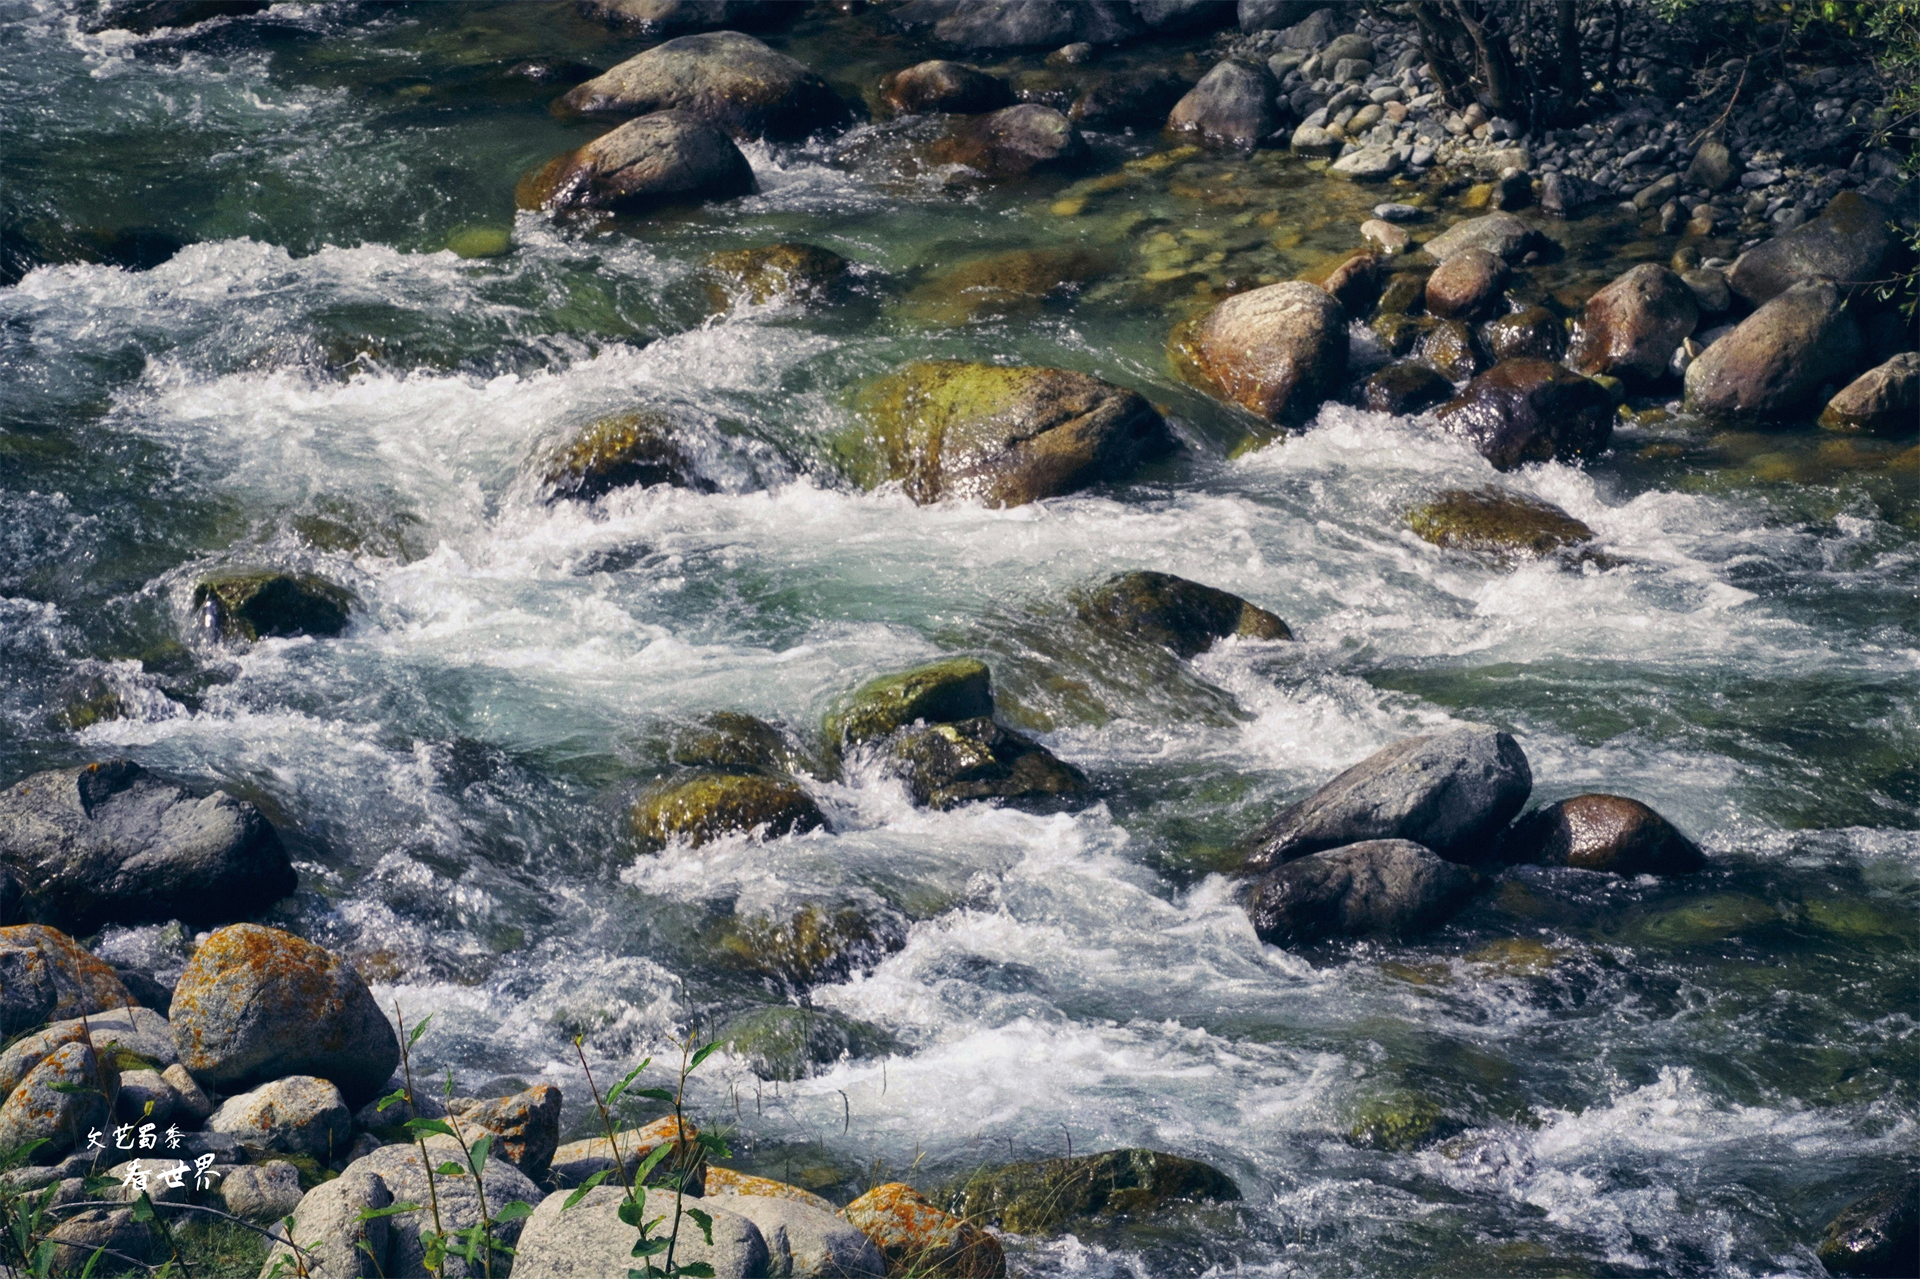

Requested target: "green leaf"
[
  {"left": 563, "top": 1169, "right": 612, "bottom": 1210},
  {"left": 630, "top": 1236, "right": 669, "bottom": 1257},
  {"left": 356, "top": 1202, "right": 423, "bottom": 1221},
  {"left": 434, "top": 1161, "right": 468, "bottom": 1177},
  {"left": 627, "top": 1269, "right": 653, "bottom": 1279},
  {"left": 406, "top": 1118, "right": 456, "bottom": 1139},
  {"left": 45, "top": 1082, "right": 92, "bottom": 1095},
  {"left": 493, "top": 1199, "right": 534, "bottom": 1223},
  {"left": 686, "top": 1205, "right": 714, "bottom": 1246},
  {"left": 635, "top": 1142, "right": 674, "bottom": 1183},
  {"left": 693, "top": 1132, "right": 732, "bottom": 1159},
  {"left": 688, "top": 1041, "right": 721, "bottom": 1071},
  {"left": 129, "top": 1193, "right": 154, "bottom": 1222},
  {"left": 617, "top": 1198, "right": 645, "bottom": 1229},
  {"left": 408, "top": 1014, "right": 433, "bottom": 1047},
  {"left": 375, "top": 1089, "right": 410, "bottom": 1113},
  {"left": 77, "top": 1249, "right": 104, "bottom": 1279},
  {"left": 605, "top": 1059, "right": 651, "bottom": 1108},
  {"left": 631, "top": 1088, "right": 675, "bottom": 1103},
  {"left": 677, "top": 1264, "right": 717, "bottom": 1278},
  {"left": 468, "top": 1133, "right": 492, "bottom": 1177}
]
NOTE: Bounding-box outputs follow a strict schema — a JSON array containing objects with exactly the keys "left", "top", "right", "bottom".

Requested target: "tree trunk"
[
  {"left": 1408, "top": 1, "right": 1473, "bottom": 109},
  {"left": 1557, "top": 0, "right": 1582, "bottom": 101}
]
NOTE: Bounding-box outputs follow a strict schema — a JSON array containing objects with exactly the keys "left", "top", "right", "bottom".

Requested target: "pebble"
[
  {"left": 1741, "top": 169, "right": 1783, "bottom": 188},
  {"left": 1373, "top": 203, "right": 1424, "bottom": 223}
]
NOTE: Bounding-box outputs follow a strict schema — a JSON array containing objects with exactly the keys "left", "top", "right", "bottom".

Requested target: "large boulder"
[
  {"left": 930, "top": 104, "right": 1089, "bottom": 179},
  {"left": 1434, "top": 358, "right": 1615, "bottom": 471},
  {"left": 841, "top": 1183, "right": 1005, "bottom": 1277},
  {"left": 1567, "top": 264, "right": 1699, "bottom": 385},
  {"left": 1423, "top": 247, "right": 1507, "bottom": 320},
  {"left": 1727, "top": 191, "right": 1895, "bottom": 307},
  {"left": 1423, "top": 213, "right": 1538, "bottom": 264},
  {"left": 1076, "top": 570, "right": 1290, "bottom": 657},
  {"left": 0, "top": 924, "right": 130, "bottom": 1032},
  {"left": 892, "top": 0, "right": 1143, "bottom": 48},
  {"left": 169, "top": 923, "right": 400, "bottom": 1106},
  {"left": 1501, "top": 794, "right": 1705, "bottom": 876},
  {"left": 1240, "top": 839, "right": 1480, "bottom": 946},
  {"left": 840, "top": 361, "right": 1173, "bottom": 507},
  {"left": 1682, "top": 281, "right": 1862, "bottom": 421},
  {"left": 878, "top": 60, "right": 1012, "bottom": 116},
  {"left": 515, "top": 1184, "right": 768, "bottom": 1279},
  {"left": 194, "top": 572, "right": 353, "bottom": 641},
  {"left": 1236, "top": 725, "right": 1532, "bottom": 874},
  {"left": 704, "top": 1192, "right": 887, "bottom": 1276},
  {"left": 537, "top": 409, "right": 713, "bottom": 502},
  {"left": 1405, "top": 488, "right": 1595, "bottom": 562},
  {"left": 0, "top": 760, "right": 294, "bottom": 933},
  {"left": 218, "top": 1160, "right": 305, "bottom": 1224},
  {"left": 940, "top": 1148, "right": 1239, "bottom": 1233},
  {"left": 1166, "top": 59, "right": 1276, "bottom": 149},
  {"left": 0, "top": 1040, "right": 107, "bottom": 1163},
  {"left": 706, "top": 243, "right": 850, "bottom": 308},
  {"left": 516, "top": 111, "right": 754, "bottom": 215},
  {"left": 1176, "top": 281, "right": 1347, "bottom": 425},
  {"left": 883, "top": 718, "right": 1087, "bottom": 808},
  {"left": 631, "top": 771, "right": 826, "bottom": 848},
  {"left": 208, "top": 1075, "right": 351, "bottom": 1160},
  {"left": 580, "top": 0, "right": 784, "bottom": 33},
  {"left": 259, "top": 1164, "right": 392, "bottom": 1279},
  {"left": 554, "top": 32, "right": 848, "bottom": 141},
  {"left": 1820, "top": 352, "right": 1920, "bottom": 437},
  {"left": 446, "top": 1083, "right": 562, "bottom": 1181},
  {"left": 825, "top": 658, "right": 994, "bottom": 750},
  {"left": 1817, "top": 1178, "right": 1919, "bottom": 1278}
]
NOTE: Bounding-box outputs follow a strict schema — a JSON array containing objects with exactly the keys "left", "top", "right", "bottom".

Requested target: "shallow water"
[{"left": 2, "top": 3, "right": 1916, "bottom": 1275}]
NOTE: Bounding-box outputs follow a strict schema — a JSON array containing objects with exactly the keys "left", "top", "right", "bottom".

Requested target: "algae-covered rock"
[
  {"left": 841, "top": 1183, "right": 1005, "bottom": 1278},
  {"left": 716, "top": 1005, "right": 902, "bottom": 1081},
  {"left": 825, "top": 657, "right": 994, "bottom": 749},
  {"left": 1502, "top": 793, "right": 1705, "bottom": 876},
  {"left": 1435, "top": 358, "right": 1614, "bottom": 471},
  {"left": 841, "top": 361, "right": 1173, "bottom": 507},
  {"left": 1347, "top": 1088, "right": 1444, "bottom": 1151},
  {"left": 878, "top": 60, "right": 1012, "bottom": 116},
  {"left": 555, "top": 31, "right": 848, "bottom": 141},
  {"left": 930, "top": 104, "right": 1088, "bottom": 179},
  {"left": 902, "top": 248, "right": 1109, "bottom": 325},
  {"left": 884, "top": 717, "right": 1087, "bottom": 808},
  {"left": 632, "top": 771, "right": 825, "bottom": 848},
  {"left": 719, "top": 903, "right": 906, "bottom": 992},
  {"left": 939, "top": 1148, "right": 1239, "bottom": 1233},
  {"left": 516, "top": 111, "right": 754, "bottom": 215},
  {"left": 1176, "top": 280, "right": 1347, "bottom": 425},
  {"left": 706, "top": 242, "right": 850, "bottom": 308},
  {"left": 538, "top": 409, "right": 713, "bottom": 502},
  {"left": 1817, "top": 1178, "right": 1919, "bottom": 1278},
  {"left": 193, "top": 572, "right": 352, "bottom": 641},
  {"left": 666, "top": 710, "right": 792, "bottom": 772},
  {"left": 1405, "top": 487, "right": 1596, "bottom": 561},
  {"left": 1076, "top": 570, "right": 1290, "bottom": 658},
  {"left": 1417, "top": 318, "right": 1485, "bottom": 382},
  {"left": 1364, "top": 362, "right": 1454, "bottom": 415}
]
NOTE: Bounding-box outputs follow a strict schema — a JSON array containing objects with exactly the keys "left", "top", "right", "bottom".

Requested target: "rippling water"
[{"left": 2, "top": 3, "right": 1915, "bottom": 1275}]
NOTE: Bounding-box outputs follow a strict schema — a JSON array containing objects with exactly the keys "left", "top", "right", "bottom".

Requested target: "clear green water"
[{"left": 1, "top": 3, "right": 1915, "bottom": 1275}]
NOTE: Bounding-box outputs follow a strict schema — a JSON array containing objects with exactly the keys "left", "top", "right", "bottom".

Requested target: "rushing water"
[{"left": 2, "top": 3, "right": 1916, "bottom": 1275}]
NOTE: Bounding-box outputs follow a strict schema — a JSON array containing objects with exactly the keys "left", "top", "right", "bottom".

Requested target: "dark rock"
[
  {"left": 1236, "top": 726, "right": 1532, "bottom": 873},
  {"left": 892, "top": 0, "right": 1142, "bottom": 48},
  {"left": 579, "top": 0, "right": 784, "bottom": 33},
  {"left": 1246, "top": 1, "right": 1338, "bottom": 38},
  {"left": 1818, "top": 1178, "right": 1919, "bottom": 1278},
  {"left": 1680, "top": 267, "right": 1731, "bottom": 315},
  {"left": 1405, "top": 487, "right": 1595, "bottom": 561},
  {"left": 1070, "top": 69, "right": 1190, "bottom": 129},
  {"left": 1435, "top": 358, "right": 1614, "bottom": 470},
  {"left": 0, "top": 760, "right": 295, "bottom": 933},
  {"left": 1417, "top": 319, "right": 1485, "bottom": 382},
  {"left": 1076, "top": 570, "right": 1290, "bottom": 657},
  {"left": 1423, "top": 247, "right": 1508, "bottom": 320},
  {"left": 0, "top": 925, "right": 129, "bottom": 1026},
  {"left": 539, "top": 409, "right": 713, "bottom": 500},
  {"left": 941, "top": 1148, "right": 1239, "bottom": 1233},
  {"left": 883, "top": 717, "right": 1087, "bottom": 808},
  {"left": 840, "top": 361, "right": 1172, "bottom": 507},
  {"left": 79, "top": 0, "right": 267, "bottom": 34},
  {"left": 194, "top": 572, "right": 351, "bottom": 641},
  {"left": 44, "top": 1207, "right": 155, "bottom": 1274},
  {"left": 1307, "top": 250, "right": 1380, "bottom": 316},
  {"left": 1374, "top": 271, "right": 1429, "bottom": 316},
  {"left": 516, "top": 111, "right": 754, "bottom": 215},
  {"left": 878, "top": 60, "right": 1012, "bottom": 116},
  {"left": 666, "top": 711, "right": 791, "bottom": 772},
  {"left": 1241, "top": 839, "right": 1479, "bottom": 946},
  {"left": 1482, "top": 305, "right": 1565, "bottom": 362},
  {"left": 718, "top": 903, "right": 906, "bottom": 994},
  {"left": 705, "top": 243, "right": 850, "bottom": 307},
  {"left": 1501, "top": 793, "right": 1705, "bottom": 876},
  {"left": 1540, "top": 171, "right": 1606, "bottom": 218},
  {"left": 1371, "top": 312, "right": 1434, "bottom": 357},
  {"left": 1683, "top": 137, "right": 1737, "bottom": 191},
  {"left": 1683, "top": 281, "right": 1862, "bottom": 421},
  {"left": 1820, "top": 352, "right": 1920, "bottom": 437},
  {"left": 826, "top": 658, "right": 995, "bottom": 749},
  {"left": 554, "top": 31, "right": 849, "bottom": 141},
  {"left": 1423, "top": 213, "right": 1539, "bottom": 264},
  {"left": 1728, "top": 191, "right": 1894, "bottom": 306},
  {"left": 1176, "top": 281, "right": 1347, "bottom": 425},
  {"left": 1135, "top": 0, "right": 1236, "bottom": 33},
  {"left": 1365, "top": 362, "right": 1455, "bottom": 415},
  {"left": 447, "top": 1084, "right": 562, "bottom": 1180},
  {"left": 169, "top": 923, "right": 401, "bottom": 1106},
  {"left": 902, "top": 247, "right": 1109, "bottom": 324},
  {"left": 1166, "top": 59, "right": 1276, "bottom": 149},
  {"left": 716, "top": 1005, "right": 902, "bottom": 1082},
  {"left": 1567, "top": 264, "right": 1699, "bottom": 385},
  {"left": 931, "top": 103, "right": 1089, "bottom": 178},
  {"left": 631, "top": 772, "right": 825, "bottom": 847}
]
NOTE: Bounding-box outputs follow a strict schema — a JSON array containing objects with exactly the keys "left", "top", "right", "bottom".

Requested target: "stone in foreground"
[
  {"left": 705, "top": 1191, "right": 887, "bottom": 1276},
  {"left": 447, "top": 1083, "right": 562, "bottom": 1180},
  {"left": 1176, "top": 281, "right": 1347, "bottom": 426},
  {"left": 1501, "top": 794, "right": 1706, "bottom": 876},
  {"left": 1567, "top": 264, "right": 1699, "bottom": 386},
  {"left": 940, "top": 1148, "right": 1240, "bottom": 1233},
  {"left": 1237, "top": 725, "right": 1532, "bottom": 873},
  {"left": 1683, "top": 281, "right": 1862, "bottom": 421},
  {"left": 1434, "top": 358, "right": 1614, "bottom": 470},
  {"left": 631, "top": 771, "right": 825, "bottom": 848},
  {"left": 1820, "top": 352, "right": 1920, "bottom": 437},
  {"left": 1817, "top": 1178, "right": 1919, "bottom": 1278},
  {"left": 555, "top": 31, "right": 848, "bottom": 140},
  {"left": 515, "top": 1184, "right": 768, "bottom": 1279},
  {"left": 1167, "top": 59, "right": 1276, "bottom": 149},
  {"left": 1405, "top": 488, "right": 1596, "bottom": 561},
  {"left": 1077, "top": 570, "right": 1291, "bottom": 657},
  {"left": 209, "top": 1075, "right": 351, "bottom": 1160},
  {"left": 1364, "top": 362, "right": 1454, "bottom": 416},
  {"left": 539, "top": 409, "right": 714, "bottom": 502},
  {"left": 841, "top": 1182, "right": 1005, "bottom": 1277},
  {"left": 1241, "top": 839, "right": 1479, "bottom": 947},
  {"left": 825, "top": 657, "right": 994, "bottom": 749},
  {"left": 517, "top": 111, "right": 754, "bottom": 215},
  {"left": 884, "top": 717, "right": 1087, "bottom": 808},
  {"left": 0, "top": 923, "right": 131, "bottom": 1030}
]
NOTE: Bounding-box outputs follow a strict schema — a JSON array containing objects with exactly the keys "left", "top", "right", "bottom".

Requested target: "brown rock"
[
  {"left": 448, "top": 1084, "right": 562, "bottom": 1180},
  {"left": 1819, "top": 352, "right": 1920, "bottom": 437},
  {"left": 1435, "top": 359, "right": 1614, "bottom": 470},
  {"left": 1176, "top": 281, "right": 1347, "bottom": 425},
  {"left": 1423, "top": 247, "right": 1508, "bottom": 320},
  {"left": 1482, "top": 305, "right": 1564, "bottom": 362},
  {"left": 706, "top": 242, "right": 850, "bottom": 307},
  {"left": 841, "top": 1183, "right": 1005, "bottom": 1277},
  {"left": 1567, "top": 264, "right": 1699, "bottom": 385},
  {"left": 1306, "top": 250, "right": 1380, "bottom": 316},
  {"left": 631, "top": 772, "right": 826, "bottom": 847},
  {"left": 1418, "top": 319, "right": 1484, "bottom": 381},
  {"left": 1501, "top": 794, "right": 1705, "bottom": 875},
  {"left": 554, "top": 31, "right": 848, "bottom": 141},
  {"left": 1364, "top": 362, "right": 1454, "bottom": 415},
  {"left": 931, "top": 104, "right": 1088, "bottom": 179},
  {"left": 1683, "top": 280, "right": 1863, "bottom": 421},
  {"left": 516, "top": 111, "right": 754, "bottom": 215},
  {"left": 1166, "top": 58, "right": 1277, "bottom": 149},
  {"left": 1361, "top": 218, "right": 1410, "bottom": 255},
  {"left": 878, "top": 60, "right": 1012, "bottom": 116},
  {"left": 1076, "top": 570, "right": 1290, "bottom": 657}
]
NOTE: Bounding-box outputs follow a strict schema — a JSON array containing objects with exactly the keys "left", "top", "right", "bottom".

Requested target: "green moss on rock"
[
  {"left": 1348, "top": 1089, "right": 1445, "bottom": 1152},
  {"left": 631, "top": 771, "right": 825, "bottom": 848},
  {"left": 192, "top": 573, "right": 353, "bottom": 642},
  {"left": 939, "top": 1148, "right": 1240, "bottom": 1235},
  {"left": 705, "top": 242, "right": 849, "bottom": 308},
  {"left": 717, "top": 903, "right": 905, "bottom": 994},
  {"left": 715, "top": 1005, "right": 901, "bottom": 1082},
  {"left": 1076, "top": 570, "right": 1289, "bottom": 659},
  {"left": 666, "top": 711, "right": 791, "bottom": 773},
  {"left": 885, "top": 717, "right": 1087, "bottom": 809},
  {"left": 539, "top": 410, "right": 712, "bottom": 502},
  {"left": 1406, "top": 487, "right": 1596, "bottom": 561},
  {"left": 824, "top": 658, "right": 994, "bottom": 750}
]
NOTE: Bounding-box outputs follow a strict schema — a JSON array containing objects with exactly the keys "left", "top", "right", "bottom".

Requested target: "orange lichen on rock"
[{"left": 841, "top": 1182, "right": 1005, "bottom": 1278}]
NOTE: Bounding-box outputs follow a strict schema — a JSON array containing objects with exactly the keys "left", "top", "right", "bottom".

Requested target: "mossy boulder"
[
  {"left": 902, "top": 247, "right": 1109, "bottom": 325},
  {"left": 1406, "top": 487, "right": 1596, "bottom": 561},
  {"left": 1817, "top": 1178, "right": 1919, "bottom": 1278},
  {"left": 705, "top": 242, "right": 850, "bottom": 308},
  {"left": 515, "top": 111, "right": 754, "bottom": 215},
  {"left": 884, "top": 717, "right": 1087, "bottom": 809},
  {"left": 840, "top": 361, "right": 1173, "bottom": 507},
  {"left": 1482, "top": 304, "right": 1565, "bottom": 362},
  {"left": 665, "top": 710, "right": 792, "bottom": 772},
  {"left": 715, "top": 1005, "right": 902, "bottom": 1081},
  {"left": 554, "top": 31, "right": 849, "bottom": 141},
  {"left": 939, "top": 1148, "right": 1240, "bottom": 1234},
  {"left": 631, "top": 771, "right": 825, "bottom": 847},
  {"left": 1501, "top": 793, "right": 1705, "bottom": 876},
  {"left": 718, "top": 903, "right": 906, "bottom": 993},
  {"left": 538, "top": 409, "right": 713, "bottom": 502},
  {"left": 1347, "top": 1088, "right": 1445, "bottom": 1151},
  {"left": 193, "top": 572, "right": 352, "bottom": 642},
  {"left": 1076, "top": 570, "right": 1290, "bottom": 658},
  {"left": 825, "top": 657, "right": 994, "bottom": 750}
]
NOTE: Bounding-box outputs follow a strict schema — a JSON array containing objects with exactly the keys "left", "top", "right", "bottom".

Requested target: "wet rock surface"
[
  {"left": 879, "top": 59, "right": 1012, "bottom": 117},
  {"left": 1241, "top": 839, "right": 1480, "bottom": 946},
  {"left": 1435, "top": 358, "right": 1615, "bottom": 470},
  {"left": 1684, "top": 281, "right": 1863, "bottom": 421},
  {"left": 706, "top": 242, "right": 851, "bottom": 307},
  {"left": 1076, "top": 570, "right": 1291, "bottom": 657},
  {"left": 539, "top": 409, "right": 714, "bottom": 501},
  {"left": 940, "top": 1148, "right": 1240, "bottom": 1232},
  {"left": 1364, "top": 361, "right": 1455, "bottom": 415},
  {"left": 930, "top": 103, "right": 1089, "bottom": 179},
  {"left": 555, "top": 31, "right": 848, "bottom": 141},
  {"left": 1405, "top": 487, "right": 1596, "bottom": 562},
  {"left": 1817, "top": 1178, "right": 1920, "bottom": 1278},
  {"left": 193, "top": 572, "right": 352, "bottom": 641},
  {"left": 517, "top": 111, "right": 754, "bottom": 215},
  {"left": 1167, "top": 59, "right": 1276, "bottom": 149},
  {"left": 1501, "top": 793, "right": 1706, "bottom": 876},
  {"left": 632, "top": 771, "right": 826, "bottom": 847},
  {"left": 882, "top": 716, "right": 1087, "bottom": 808},
  {"left": 1820, "top": 352, "right": 1920, "bottom": 437},
  {"left": 1177, "top": 280, "right": 1347, "bottom": 425},
  {"left": 1568, "top": 263, "right": 1699, "bottom": 385}
]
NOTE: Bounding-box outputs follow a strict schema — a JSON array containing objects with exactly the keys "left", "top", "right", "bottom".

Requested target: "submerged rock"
[
  {"left": 1435, "top": 358, "right": 1614, "bottom": 470},
  {"left": 930, "top": 104, "right": 1089, "bottom": 179},
  {"left": 516, "top": 111, "right": 754, "bottom": 215},
  {"left": 1176, "top": 280, "right": 1347, "bottom": 425},
  {"left": 517, "top": 1185, "right": 767, "bottom": 1279},
  {"left": 842, "top": 1182, "right": 1005, "bottom": 1278},
  {"left": 1423, "top": 247, "right": 1507, "bottom": 320},
  {"left": 1347, "top": 1088, "right": 1445, "bottom": 1151},
  {"left": 1501, "top": 794, "right": 1705, "bottom": 876},
  {"left": 883, "top": 717, "right": 1087, "bottom": 808},
  {"left": 1727, "top": 191, "right": 1895, "bottom": 307},
  {"left": 878, "top": 60, "right": 1012, "bottom": 116},
  {"left": 1076, "top": 570, "right": 1290, "bottom": 657},
  {"left": 1167, "top": 59, "right": 1276, "bottom": 149},
  {"left": 1365, "top": 362, "right": 1455, "bottom": 415},
  {"left": 169, "top": 923, "right": 400, "bottom": 1105},
  {"left": 555, "top": 31, "right": 847, "bottom": 141},
  {"left": 1423, "top": 212, "right": 1539, "bottom": 264},
  {"left": 1070, "top": 68, "right": 1190, "bottom": 129},
  {"left": 705, "top": 242, "right": 850, "bottom": 307},
  {"left": 716, "top": 1005, "right": 902, "bottom": 1081},
  {"left": 1405, "top": 487, "right": 1596, "bottom": 561},
  {"left": 1817, "top": 1178, "right": 1919, "bottom": 1278},
  {"left": 825, "top": 657, "right": 995, "bottom": 750},
  {"left": 632, "top": 771, "right": 825, "bottom": 847},
  {"left": 1568, "top": 264, "right": 1699, "bottom": 385},
  {"left": 1237, "top": 725, "right": 1532, "bottom": 873},
  {"left": 1241, "top": 839, "right": 1479, "bottom": 946},
  {"left": 1683, "top": 281, "right": 1862, "bottom": 421},
  {"left": 1820, "top": 352, "right": 1920, "bottom": 437},
  {"left": 194, "top": 571, "right": 352, "bottom": 642},
  {"left": 903, "top": 247, "right": 1109, "bottom": 325},
  {"left": 0, "top": 760, "right": 294, "bottom": 933},
  {"left": 666, "top": 710, "right": 793, "bottom": 772},
  {"left": 539, "top": 409, "right": 713, "bottom": 501},
  {"left": 719, "top": 903, "right": 906, "bottom": 993},
  {"left": 841, "top": 361, "right": 1173, "bottom": 507},
  {"left": 940, "top": 1148, "right": 1239, "bottom": 1233},
  {"left": 79, "top": 0, "right": 268, "bottom": 34}
]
